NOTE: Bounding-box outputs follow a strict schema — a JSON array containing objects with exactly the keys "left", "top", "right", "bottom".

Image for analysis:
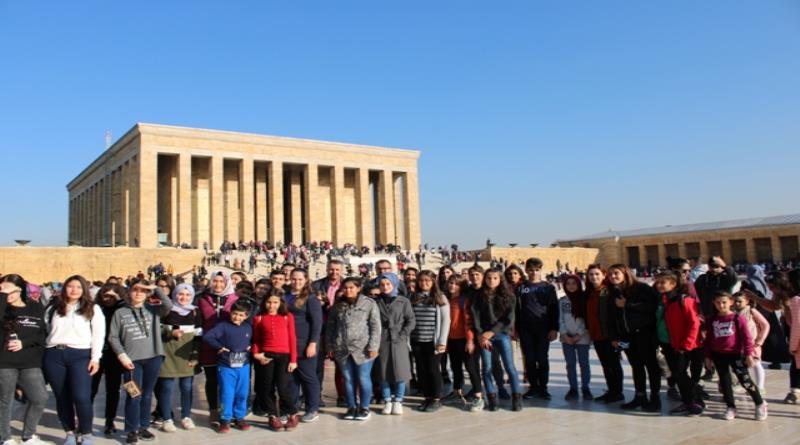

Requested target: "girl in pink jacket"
[{"left": 734, "top": 291, "right": 770, "bottom": 394}]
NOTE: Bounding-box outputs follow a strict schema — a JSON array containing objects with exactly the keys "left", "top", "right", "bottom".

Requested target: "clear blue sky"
[{"left": 1, "top": 1, "right": 799, "bottom": 248}]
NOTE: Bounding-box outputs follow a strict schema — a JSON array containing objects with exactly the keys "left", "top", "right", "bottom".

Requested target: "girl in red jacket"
[
  {"left": 252, "top": 289, "right": 299, "bottom": 431},
  {"left": 657, "top": 271, "right": 704, "bottom": 416}
]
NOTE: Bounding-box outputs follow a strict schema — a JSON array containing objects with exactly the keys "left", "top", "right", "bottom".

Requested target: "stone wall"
[
  {"left": 0, "top": 247, "right": 205, "bottom": 284},
  {"left": 478, "top": 247, "right": 600, "bottom": 272}
]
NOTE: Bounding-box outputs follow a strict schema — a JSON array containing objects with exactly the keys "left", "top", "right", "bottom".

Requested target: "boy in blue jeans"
[{"left": 204, "top": 300, "right": 253, "bottom": 433}]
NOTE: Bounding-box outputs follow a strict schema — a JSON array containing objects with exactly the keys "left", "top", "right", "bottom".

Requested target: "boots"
[
  {"left": 621, "top": 394, "right": 647, "bottom": 410},
  {"left": 209, "top": 408, "right": 220, "bottom": 426},
  {"left": 511, "top": 393, "right": 522, "bottom": 412},
  {"left": 486, "top": 393, "right": 499, "bottom": 412},
  {"left": 644, "top": 393, "right": 662, "bottom": 413}
]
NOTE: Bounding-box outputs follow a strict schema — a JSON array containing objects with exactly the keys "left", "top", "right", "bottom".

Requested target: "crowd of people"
[{"left": 1, "top": 253, "right": 799, "bottom": 445}]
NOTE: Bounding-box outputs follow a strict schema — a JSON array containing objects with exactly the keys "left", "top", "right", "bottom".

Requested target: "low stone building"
[{"left": 556, "top": 214, "right": 800, "bottom": 268}]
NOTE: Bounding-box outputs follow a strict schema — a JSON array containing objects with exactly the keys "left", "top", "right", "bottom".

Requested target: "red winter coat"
[{"left": 664, "top": 294, "right": 702, "bottom": 352}]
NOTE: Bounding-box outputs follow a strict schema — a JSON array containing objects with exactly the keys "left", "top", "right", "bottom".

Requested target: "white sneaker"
[
  {"left": 180, "top": 417, "right": 196, "bottom": 430},
  {"left": 723, "top": 407, "right": 736, "bottom": 420},
  {"left": 3, "top": 439, "right": 20, "bottom": 445},
  {"left": 755, "top": 403, "right": 768, "bottom": 421},
  {"left": 381, "top": 401, "right": 393, "bottom": 415},
  {"left": 391, "top": 401, "right": 404, "bottom": 415},
  {"left": 161, "top": 419, "right": 177, "bottom": 432},
  {"left": 24, "top": 437, "right": 54, "bottom": 445}
]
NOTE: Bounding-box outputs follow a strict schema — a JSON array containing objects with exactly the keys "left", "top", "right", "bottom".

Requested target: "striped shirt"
[{"left": 412, "top": 304, "right": 437, "bottom": 342}]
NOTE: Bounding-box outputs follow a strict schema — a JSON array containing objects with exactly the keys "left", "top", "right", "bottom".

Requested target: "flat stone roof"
[{"left": 559, "top": 213, "right": 800, "bottom": 243}]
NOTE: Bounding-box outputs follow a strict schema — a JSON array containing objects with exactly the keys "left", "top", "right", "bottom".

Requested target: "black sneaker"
[
  {"left": 522, "top": 389, "right": 538, "bottom": 400},
  {"left": 104, "top": 425, "right": 117, "bottom": 437},
  {"left": 417, "top": 399, "right": 431, "bottom": 412},
  {"left": 688, "top": 402, "right": 704, "bottom": 416},
  {"left": 125, "top": 432, "right": 138, "bottom": 444},
  {"left": 354, "top": 408, "right": 371, "bottom": 421},
  {"left": 621, "top": 396, "right": 647, "bottom": 410},
  {"left": 643, "top": 397, "right": 661, "bottom": 413},
  {"left": 669, "top": 403, "right": 691, "bottom": 415},
  {"left": 537, "top": 389, "right": 552, "bottom": 400},
  {"left": 564, "top": 389, "right": 579, "bottom": 401},
  {"left": 342, "top": 408, "right": 357, "bottom": 420},
  {"left": 137, "top": 429, "right": 155, "bottom": 442},
  {"left": 582, "top": 388, "right": 594, "bottom": 400},
  {"left": 594, "top": 392, "right": 611, "bottom": 402},
  {"left": 426, "top": 399, "right": 442, "bottom": 413},
  {"left": 603, "top": 393, "right": 625, "bottom": 404}
]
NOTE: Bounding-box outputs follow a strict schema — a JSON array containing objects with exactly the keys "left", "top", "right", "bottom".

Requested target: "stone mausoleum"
[
  {"left": 557, "top": 214, "right": 800, "bottom": 268},
  {"left": 67, "top": 123, "right": 422, "bottom": 249}
]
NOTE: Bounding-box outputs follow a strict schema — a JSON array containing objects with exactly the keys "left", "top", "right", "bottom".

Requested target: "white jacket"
[{"left": 559, "top": 297, "right": 591, "bottom": 345}]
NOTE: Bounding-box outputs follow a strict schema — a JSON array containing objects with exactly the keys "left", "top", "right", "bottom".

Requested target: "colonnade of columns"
[{"left": 69, "top": 151, "right": 422, "bottom": 250}]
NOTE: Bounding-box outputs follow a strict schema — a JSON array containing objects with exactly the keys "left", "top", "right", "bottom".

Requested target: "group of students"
[{"left": 1, "top": 256, "right": 799, "bottom": 445}]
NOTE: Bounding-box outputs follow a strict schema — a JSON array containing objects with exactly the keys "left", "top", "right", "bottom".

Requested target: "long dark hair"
[
  {"left": 437, "top": 265, "right": 455, "bottom": 290},
  {"left": 0, "top": 274, "right": 29, "bottom": 304},
  {"left": 261, "top": 288, "right": 288, "bottom": 316},
  {"left": 53, "top": 275, "right": 95, "bottom": 320},
  {"left": 481, "top": 269, "right": 515, "bottom": 316},
  {"left": 562, "top": 274, "right": 586, "bottom": 320},
  {"left": 584, "top": 264, "right": 609, "bottom": 292},
  {"left": 766, "top": 271, "right": 796, "bottom": 305},
  {"left": 413, "top": 270, "right": 447, "bottom": 306}
]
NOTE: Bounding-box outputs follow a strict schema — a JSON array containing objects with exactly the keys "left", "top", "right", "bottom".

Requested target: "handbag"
[{"left": 122, "top": 369, "right": 142, "bottom": 399}]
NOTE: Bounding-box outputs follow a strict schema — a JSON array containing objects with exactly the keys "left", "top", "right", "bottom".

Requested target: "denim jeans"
[
  {"left": 157, "top": 376, "right": 194, "bottom": 421},
  {"left": 42, "top": 347, "right": 93, "bottom": 434},
  {"left": 480, "top": 333, "right": 522, "bottom": 394},
  {"left": 339, "top": 357, "right": 375, "bottom": 410},
  {"left": 124, "top": 356, "right": 164, "bottom": 433},
  {"left": 380, "top": 380, "right": 406, "bottom": 402},
  {"left": 0, "top": 368, "right": 48, "bottom": 441},
  {"left": 561, "top": 343, "right": 591, "bottom": 391}
]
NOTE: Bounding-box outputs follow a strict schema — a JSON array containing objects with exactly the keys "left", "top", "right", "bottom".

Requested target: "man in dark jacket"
[
  {"left": 311, "top": 259, "right": 345, "bottom": 406},
  {"left": 694, "top": 256, "right": 738, "bottom": 317},
  {"left": 517, "top": 258, "right": 559, "bottom": 400}
]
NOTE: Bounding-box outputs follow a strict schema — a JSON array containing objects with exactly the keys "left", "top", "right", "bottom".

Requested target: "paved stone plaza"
[{"left": 10, "top": 342, "right": 799, "bottom": 445}]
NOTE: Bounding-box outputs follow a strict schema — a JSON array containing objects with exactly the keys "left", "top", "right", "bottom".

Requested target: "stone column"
[
  {"left": 745, "top": 238, "right": 757, "bottom": 264},
  {"left": 377, "top": 169, "right": 396, "bottom": 245},
  {"left": 128, "top": 155, "right": 140, "bottom": 247},
  {"left": 240, "top": 156, "right": 255, "bottom": 243},
  {"left": 393, "top": 174, "right": 404, "bottom": 247},
  {"left": 699, "top": 240, "right": 710, "bottom": 263},
  {"left": 355, "top": 168, "right": 373, "bottom": 248},
  {"left": 657, "top": 244, "right": 666, "bottom": 267},
  {"left": 677, "top": 242, "right": 687, "bottom": 259},
  {"left": 255, "top": 165, "right": 268, "bottom": 241},
  {"left": 210, "top": 155, "right": 225, "bottom": 249},
  {"left": 89, "top": 185, "right": 95, "bottom": 246},
  {"left": 267, "top": 161, "right": 284, "bottom": 245},
  {"left": 404, "top": 170, "right": 421, "bottom": 251},
  {"left": 178, "top": 153, "right": 193, "bottom": 246},
  {"left": 331, "top": 165, "right": 346, "bottom": 246},
  {"left": 122, "top": 161, "right": 130, "bottom": 246},
  {"left": 289, "top": 167, "right": 303, "bottom": 245},
  {"left": 304, "top": 163, "right": 323, "bottom": 243},
  {"left": 722, "top": 238, "right": 732, "bottom": 263},
  {"left": 771, "top": 235, "right": 783, "bottom": 262},
  {"left": 138, "top": 150, "right": 158, "bottom": 248}
]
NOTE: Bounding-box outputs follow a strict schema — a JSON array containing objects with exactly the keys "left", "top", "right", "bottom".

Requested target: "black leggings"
[
  {"left": 90, "top": 350, "right": 123, "bottom": 426},
  {"left": 594, "top": 340, "right": 623, "bottom": 395},
  {"left": 624, "top": 332, "right": 661, "bottom": 396},
  {"left": 412, "top": 341, "right": 443, "bottom": 400},
  {"left": 261, "top": 353, "right": 296, "bottom": 416},
  {"left": 663, "top": 345, "right": 704, "bottom": 404},
  {"left": 446, "top": 338, "right": 482, "bottom": 394},
  {"left": 203, "top": 365, "right": 219, "bottom": 411},
  {"left": 711, "top": 353, "right": 763, "bottom": 408}
]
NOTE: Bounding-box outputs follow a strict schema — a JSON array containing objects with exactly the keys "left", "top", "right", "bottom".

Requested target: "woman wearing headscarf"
[
  {"left": 743, "top": 265, "right": 791, "bottom": 368},
  {"left": 155, "top": 284, "right": 203, "bottom": 432},
  {"left": 375, "top": 273, "right": 416, "bottom": 415},
  {"left": 196, "top": 271, "right": 239, "bottom": 426}
]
